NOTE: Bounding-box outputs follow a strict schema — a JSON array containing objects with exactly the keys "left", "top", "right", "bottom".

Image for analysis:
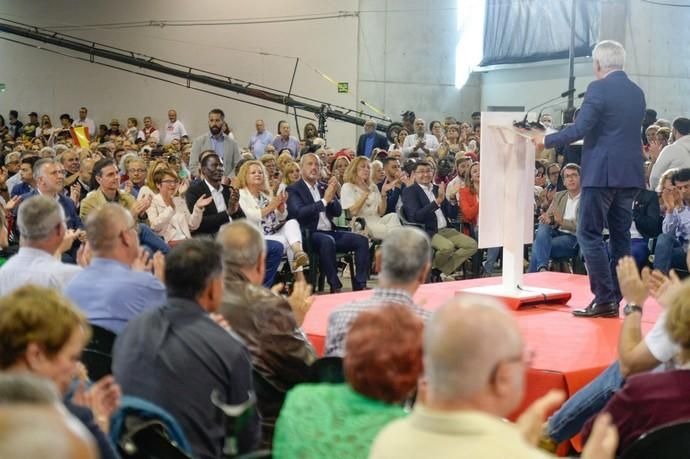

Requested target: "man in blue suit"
[
  {"left": 287, "top": 153, "right": 369, "bottom": 293},
  {"left": 536, "top": 40, "right": 646, "bottom": 318}
]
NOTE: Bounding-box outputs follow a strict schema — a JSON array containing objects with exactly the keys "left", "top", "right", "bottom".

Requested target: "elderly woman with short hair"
[{"left": 274, "top": 304, "right": 424, "bottom": 459}]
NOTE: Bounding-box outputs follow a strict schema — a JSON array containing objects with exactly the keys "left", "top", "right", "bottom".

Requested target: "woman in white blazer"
[
  {"left": 237, "top": 160, "right": 309, "bottom": 280},
  {"left": 147, "top": 168, "right": 213, "bottom": 245}
]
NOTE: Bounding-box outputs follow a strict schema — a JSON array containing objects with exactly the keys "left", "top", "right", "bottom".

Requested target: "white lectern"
[{"left": 460, "top": 112, "right": 571, "bottom": 309}]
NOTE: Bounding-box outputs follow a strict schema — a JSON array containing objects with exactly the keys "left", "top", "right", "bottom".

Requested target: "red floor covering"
[{"left": 302, "top": 272, "right": 660, "bottom": 454}]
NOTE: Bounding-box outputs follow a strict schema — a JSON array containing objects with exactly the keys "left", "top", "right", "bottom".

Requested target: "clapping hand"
[
  {"left": 516, "top": 389, "right": 566, "bottom": 445},
  {"left": 616, "top": 256, "right": 650, "bottom": 306},
  {"left": 287, "top": 280, "right": 314, "bottom": 326},
  {"left": 55, "top": 228, "right": 84, "bottom": 256},
  {"left": 131, "top": 195, "right": 152, "bottom": 216},
  {"left": 552, "top": 206, "right": 564, "bottom": 226},
  {"left": 435, "top": 182, "right": 446, "bottom": 204},
  {"left": 381, "top": 177, "right": 399, "bottom": 195},
  {"left": 194, "top": 194, "right": 214, "bottom": 210},
  {"left": 72, "top": 375, "right": 121, "bottom": 434},
  {"left": 4, "top": 195, "right": 21, "bottom": 211},
  {"left": 538, "top": 211, "right": 551, "bottom": 225},
  {"left": 70, "top": 183, "right": 81, "bottom": 206},
  {"left": 178, "top": 178, "right": 190, "bottom": 195},
  {"left": 324, "top": 176, "right": 339, "bottom": 203}
]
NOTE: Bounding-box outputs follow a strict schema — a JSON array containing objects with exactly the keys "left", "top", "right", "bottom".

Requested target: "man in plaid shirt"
[{"left": 324, "top": 227, "right": 433, "bottom": 356}]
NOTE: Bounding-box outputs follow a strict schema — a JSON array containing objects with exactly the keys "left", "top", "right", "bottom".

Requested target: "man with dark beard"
[{"left": 189, "top": 108, "right": 241, "bottom": 178}]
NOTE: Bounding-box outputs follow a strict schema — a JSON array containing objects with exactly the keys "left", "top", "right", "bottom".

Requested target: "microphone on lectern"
[{"left": 513, "top": 88, "right": 579, "bottom": 131}]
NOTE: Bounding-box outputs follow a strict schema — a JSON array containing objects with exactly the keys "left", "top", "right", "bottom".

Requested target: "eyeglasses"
[
  {"left": 489, "top": 348, "right": 535, "bottom": 383},
  {"left": 129, "top": 168, "right": 146, "bottom": 174},
  {"left": 160, "top": 179, "right": 179, "bottom": 185}
]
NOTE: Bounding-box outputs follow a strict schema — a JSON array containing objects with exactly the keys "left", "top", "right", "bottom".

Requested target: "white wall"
[
  {"left": 0, "top": 0, "right": 360, "bottom": 148},
  {"left": 357, "top": 0, "right": 481, "bottom": 131},
  {"left": 624, "top": 0, "right": 690, "bottom": 120}
]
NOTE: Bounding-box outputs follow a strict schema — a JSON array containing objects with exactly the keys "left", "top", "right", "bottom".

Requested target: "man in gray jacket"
[{"left": 189, "top": 108, "right": 241, "bottom": 178}]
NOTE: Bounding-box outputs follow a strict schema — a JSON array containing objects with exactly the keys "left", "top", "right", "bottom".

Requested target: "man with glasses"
[
  {"left": 528, "top": 164, "right": 582, "bottom": 274},
  {"left": 122, "top": 159, "right": 147, "bottom": 198},
  {"left": 65, "top": 204, "right": 166, "bottom": 334},
  {"left": 653, "top": 167, "right": 690, "bottom": 273},
  {"left": 370, "top": 295, "right": 618, "bottom": 459},
  {"left": 402, "top": 161, "right": 477, "bottom": 281}
]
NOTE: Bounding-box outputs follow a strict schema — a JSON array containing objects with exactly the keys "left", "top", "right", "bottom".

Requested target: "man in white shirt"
[
  {"left": 72, "top": 106, "right": 96, "bottom": 140},
  {"left": 402, "top": 118, "right": 440, "bottom": 158},
  {"left": 401, "top": 161, "right": 477, "bottom": 281},
  {"left": 0, "top": 195, "right": 82, "bottom": 295},
  {"left": 371, "top": 295, "right": 618, "bottom": 459},
  {"left": 649, "top": 117, "right": 690, "bottom": 191},
  {"left": 248, "top": 119, "right": 273, "bottom": 158},
  {"left": 528, "top": 164, "right": 582, "bottom": 273},
  {"left": 163, "top": 109, "right": 188, "bottom": 145}
]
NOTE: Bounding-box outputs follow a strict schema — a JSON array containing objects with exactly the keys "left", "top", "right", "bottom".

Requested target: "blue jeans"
[
  {"left": 547, "top": 361, "right": 625, "bottom": 442},
  {"left": 483, "top": 247, "right": 501, "bottom": 274},
  {"left": 577, "top": 187, "right": 637, "bottom": 303},
  {"left": 652, "top": 232, "right": 688, "bottom": 274},
  {"left": 631, "top": 238, "right": 649, "bottom": 270},
  {"left": 138, "top": 224, "right": 170, "bottom": 254},
  {"left": 262, "top": 240, "right": 284, "bottom": 288},
  {"left": 528, "top": 224, "right": 579, "bottom": 272}
]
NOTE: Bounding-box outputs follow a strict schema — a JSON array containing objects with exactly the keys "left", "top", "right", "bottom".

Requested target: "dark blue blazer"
[
  {"left": 545, "top": 71, "right": 645, "bottom": 189},
  {"left": 20, "top": 190, "right": 83, "bottom": 230},
  {"left": 356, "top": 132, "right": 389, "bottom": 157},
  {"left": 402, "top": 182, "right": 452, "bottom": 237},
  {"left": 286, "top": 179, "right": 342, "bottom": 232}
]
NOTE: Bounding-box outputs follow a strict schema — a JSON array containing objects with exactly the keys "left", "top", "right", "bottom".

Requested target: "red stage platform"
[{"left": 302, "top": 272, "right": 661, "bottom": 452}]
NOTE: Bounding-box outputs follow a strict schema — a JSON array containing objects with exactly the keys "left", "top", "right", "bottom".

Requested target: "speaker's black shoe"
[{"left": 572, "top": 301, "right": 619, "bottom": 318}]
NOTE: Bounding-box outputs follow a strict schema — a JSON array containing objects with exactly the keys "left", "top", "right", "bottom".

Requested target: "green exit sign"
[
  {"left": 337, "top": 82, "right": 349, "bottom": 94},
  {"left": 0, "top": 84, "right": 5, "bottom": 93}
]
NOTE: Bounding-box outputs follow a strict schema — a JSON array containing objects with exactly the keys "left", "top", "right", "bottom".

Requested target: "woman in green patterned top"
[{"left": 273, "top": 304, "right": 424, "bottom": 459}]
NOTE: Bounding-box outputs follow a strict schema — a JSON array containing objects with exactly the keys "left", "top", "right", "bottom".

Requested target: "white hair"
[
  {"left": 379, "top": 227, "right": 431, "bottom": 284},
  {"left": 593, "top": 40, "right": 625, "bottom": 71}
]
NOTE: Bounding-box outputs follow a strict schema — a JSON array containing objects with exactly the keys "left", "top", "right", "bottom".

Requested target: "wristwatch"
[{"left": 623, "top": 303, "right": 643, "bottom": 316}]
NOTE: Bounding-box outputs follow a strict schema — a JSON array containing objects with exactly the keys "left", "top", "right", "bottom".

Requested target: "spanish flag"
[{"left": 71, "top": 126, "right": 90, "bottom": 148}]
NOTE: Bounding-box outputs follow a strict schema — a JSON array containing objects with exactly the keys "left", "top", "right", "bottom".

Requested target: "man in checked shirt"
[
  {"left": 653, "top": 167, "right": 690, "bottom": 274},
  {"left": 324, "top": 226, "right": 432, "bottom": 356}
]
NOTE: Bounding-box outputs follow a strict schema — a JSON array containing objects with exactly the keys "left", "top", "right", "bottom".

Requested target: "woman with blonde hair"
[
  {"left": 137, "top": 158, "right": 172, "bottom": 200},
  {"left": 237, "top": 160, "right": 309, "bottom": 277},
  {"left": 341, "top": 156, "right": 401, "bottom": 240},
  {"left": 278, "top": 161, "right": 301, "bottom": 195}
]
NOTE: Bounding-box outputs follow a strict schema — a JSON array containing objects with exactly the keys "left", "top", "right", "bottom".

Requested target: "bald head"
[
  {"left": 0, "top": 405, "right": 97, "bottom": 459},
  {"left": 217, "top": 220, "right": 265, "bottom": 285},
  {"left": 424, "top": 295, "right": 523, "bottom": 410}
]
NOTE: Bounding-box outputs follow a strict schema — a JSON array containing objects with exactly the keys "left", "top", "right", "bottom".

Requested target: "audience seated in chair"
[
  {"left": 64, "top": 203, "right": 166, "bottom": 334},
  {"left": 341, "top": 156, "right": 402, "bottom": 240},
  {"left": 217, "top": 221, "right": 317, "bottom": 447},
  {"left": 274, "top": 304, "right": 424, "bottom": 459},
  {"left": 378, "top": 157, "right": 405, "bottom": 215},
  {"left": 0, "top": 195, "right": 82, "bottom": 295},
  {"left": 630, "top": 188, "right": 662, "bottom": 269},
  {"left": 654, "top": 168, "right": 690, "bottom": 274},
  {"left": 582, "top": 275, "right": 690, "bottom": 454},
  {"left": 184, "top": 152, "right": 242, "bottom": 238},
  {"left": 287, "top": 153, "right": 370, "bottom": 293},
  {"left": 324, "top": 226, "right": 432, "bottom": 356},
  {"left": 370, "top": 294, "right": 618, "bottom": 459},
  {"left": 113, "top": 239, "right": 260, "bottom": 458},
  {"left": 402, "top": 160, "right": 477, "bottom": 281},
  {"left": 528, "top": 163, "right": 582, "bottom": 273},
  {"left": 543, "top": 256, "right": 684, "bottom": 448},
  {"left": 0, "top": 285, "right": 121, "bottom": 459},
  {"left": 237, "top": 160, "right": 309, "bottom": 281}
]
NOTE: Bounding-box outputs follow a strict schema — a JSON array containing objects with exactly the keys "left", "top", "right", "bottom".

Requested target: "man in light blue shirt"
[
  {"left": 248, "top": 119, "right": 273, "bottom": 158},
  {"left": 271, "top": 120, "right": 301, "bottom": 158},
  {"left": 65, "top": 203, "right": 166, "bottom": 334},
  {"left": 653, "top": 167, "right": 690, "bottom": 274}
]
